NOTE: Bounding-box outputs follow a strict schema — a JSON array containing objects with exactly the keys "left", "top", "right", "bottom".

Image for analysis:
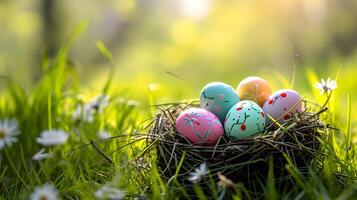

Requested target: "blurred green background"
[
  {"left": 0, "top": 0, "right": 357, "bottom": 103},
  {"left": 1, "top": 1, "right": 357, "bottom": 198}
]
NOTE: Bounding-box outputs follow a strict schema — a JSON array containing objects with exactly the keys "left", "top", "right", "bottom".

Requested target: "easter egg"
[
  {"left": 200, "top": 82, "right": 240, "bottom": 122},
  {"left": 176, "top": 108, "right": 224, "bottom": 145},
  {"left": 224, "top": 100, "right": 266, "bottom": 140},
  {"left": 237, "top": 76, "right": 272, "bottom": 107},
  {"left": 262, "top": 89, "right": 302, "bottom": 124}
]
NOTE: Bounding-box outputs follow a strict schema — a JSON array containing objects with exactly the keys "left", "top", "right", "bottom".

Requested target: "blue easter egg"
[{"left": 200, "top": 82, "right": 240, "bottom": 122}]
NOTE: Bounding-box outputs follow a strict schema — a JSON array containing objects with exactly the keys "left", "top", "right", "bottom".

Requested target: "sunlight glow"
[
  {"left": 179, "top": 0, "right": 211, "bottom": 20},
  {"left": 302, "top": 0, "right": 327, "bottom": 23}
]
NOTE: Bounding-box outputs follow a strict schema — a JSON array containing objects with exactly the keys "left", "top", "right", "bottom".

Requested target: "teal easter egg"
[
  {"left": 224, "top": 100, "right": 266, "bottom": 140},
  {"left": 200, "top": 82, "right": 240, "bottom": 122}
]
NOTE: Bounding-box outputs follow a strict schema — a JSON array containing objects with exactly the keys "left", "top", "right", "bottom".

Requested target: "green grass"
[{"left": 0, "top": 29, "right": 357, "bottom": 200}]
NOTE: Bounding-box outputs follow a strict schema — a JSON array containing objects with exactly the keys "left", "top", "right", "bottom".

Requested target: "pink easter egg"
[
  {"left": 262, "top": 89, "right": 302, "bottom": 124},
  {"left": 175, "top": 108, "right": 224, "bottom": 145}
]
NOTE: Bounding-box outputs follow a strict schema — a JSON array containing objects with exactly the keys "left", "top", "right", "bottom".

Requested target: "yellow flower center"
[
  {"left": 40, "top": 194, "right": 48, "bottom": 200},
  {"left": 0, "top": 130, "right": 5, "bottom": 139}
]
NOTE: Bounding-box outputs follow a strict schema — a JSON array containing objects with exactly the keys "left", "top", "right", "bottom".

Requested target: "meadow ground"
[{"left": 0, "top": 35, "right": 357, "bottom": 199}]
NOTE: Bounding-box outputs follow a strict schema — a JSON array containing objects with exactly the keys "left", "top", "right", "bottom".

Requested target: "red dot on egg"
[
  {"left": 236, "top": 107, "right": 243, "bottom": 111},
  {"left": 268, "top": 100, "right": 273, "bottom": 105},
  {"left": 261, "top": 112, "right": 265, "bottom": 117},
  {"left": 241, "top": 124, "right": 246, "bottom": 131},
  {"left": 284, "top": 115, "right": 290, "bottom": 120},
  {"left": 281, "top": 93, "right": 287, "bottom": 97}
]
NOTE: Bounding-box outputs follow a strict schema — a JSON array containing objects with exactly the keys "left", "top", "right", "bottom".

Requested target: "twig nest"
[{"left": 140, "top": 100, "right": 328, "bottom": 197}]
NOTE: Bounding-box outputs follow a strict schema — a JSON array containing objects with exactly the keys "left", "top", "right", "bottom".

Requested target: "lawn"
[{"left": 1, "top": 29, "right": 357, "bottom": 199}]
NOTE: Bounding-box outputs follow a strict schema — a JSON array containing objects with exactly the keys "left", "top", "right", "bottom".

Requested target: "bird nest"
[{"left": 136, "top": 100, "right": 330, "bottom": 198}]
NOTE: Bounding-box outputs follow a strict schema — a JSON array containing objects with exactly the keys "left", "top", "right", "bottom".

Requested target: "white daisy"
[
  {"left": 188, "top": 163, "right": 208, "bottom": 183},
  {"left": 98, "top": 130, "right": 111, "bottom": 140},
  {"left": 0, "top": 119, "right": 20, "bottom": 150},
  {"left": 72, "top": 94, "right": 110, "bottom": 123},
  {"left": 36, "top": 129, "right": 69, "bottom": 146},
  {"left": 95, "top": 185, "right": 125, "bottom": 200},
  {"left": 72, "top": 104, "right": 96, "bottom": 123},
  {"left": 314, "top": 77, "right": 337, "bottom": 94},
  {"left": 32, "top": 148, "right": 54, "bottom": 161},
  {"left": 72, "top": 104, "right": 84, "bottom": 122},
  {"left": 29, "top": 183, "right": 59, "bottom": 200},
  {"left": 89, "top": 94, "right": 110, "bottom": 113}
]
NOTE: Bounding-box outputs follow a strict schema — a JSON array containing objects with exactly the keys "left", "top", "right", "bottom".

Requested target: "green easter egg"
[{"left": 224, "top": 100, "right": 266, "bottom": 140}]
